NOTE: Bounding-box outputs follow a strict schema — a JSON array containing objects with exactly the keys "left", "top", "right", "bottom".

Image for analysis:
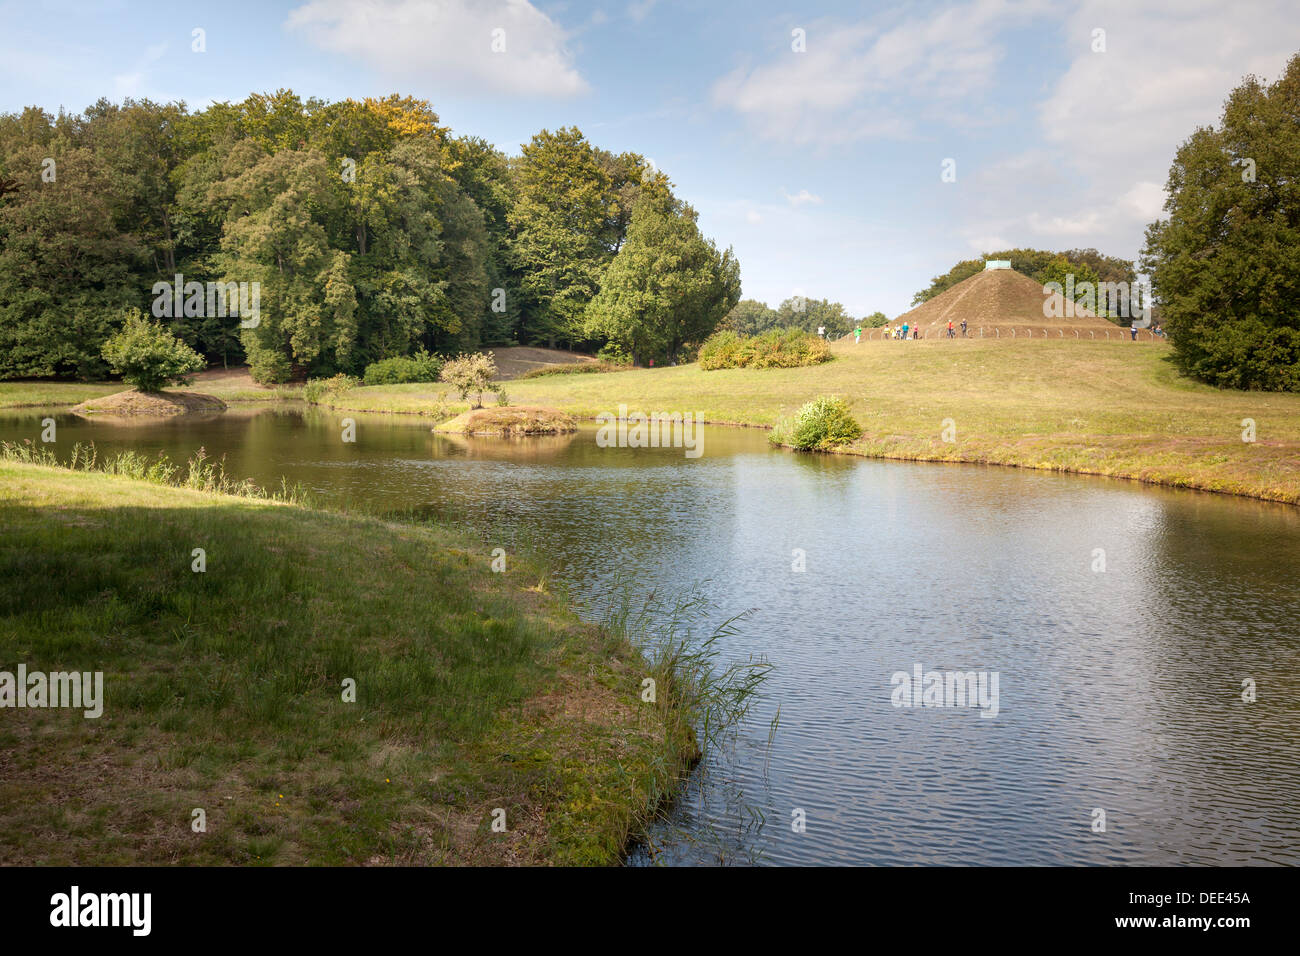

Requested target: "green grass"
[
  {"left": 0, "top": 378, "right": 302, "bottom": 408},
  {"left": 0, "top": 381, "right": 122, "bottom": 408},
  {"left": 0, "top": 452, "right": 697, "bottom": 865},
  {"left": 320, "top": 338, "right": 1300, "bottom": 504}
]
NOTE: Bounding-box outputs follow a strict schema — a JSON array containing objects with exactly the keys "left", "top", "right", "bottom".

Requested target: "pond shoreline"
[{"left": 0, "top": 451, "right": 701, "bottom": 866}]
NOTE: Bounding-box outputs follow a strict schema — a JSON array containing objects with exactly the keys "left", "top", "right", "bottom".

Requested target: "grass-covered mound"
[
  {"left": 0, "top": 450, "right": 694, "bottom": 865},
  {"left": 433, "top": 405, "right": 578, "bottom": 436},
  {"left": 698, "top": 327, "right": 831, "bottom": 370},
  {"left": 71, "top": 388, "right": 227, "bottom": 417}
]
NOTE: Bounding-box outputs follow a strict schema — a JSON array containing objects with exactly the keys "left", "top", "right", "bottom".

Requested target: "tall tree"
[
  {"left": 1141, "top": 53, "right": 1300, "bottom": 391},
  {"left": 584, "top": 194, "right": 740, "bottom": 365}
]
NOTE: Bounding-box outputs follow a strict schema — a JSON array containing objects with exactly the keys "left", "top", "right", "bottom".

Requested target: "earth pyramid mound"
[{"left": 885, "top": 268, "right": 1124, "bottom": 338}]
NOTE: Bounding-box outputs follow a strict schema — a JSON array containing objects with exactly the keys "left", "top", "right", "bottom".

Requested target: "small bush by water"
[
  {"left": 303, "top": 373, "right": 361, "bottom": 405},
  {"left": 769, "top": 396, "right": 862, "bottom": 451}
]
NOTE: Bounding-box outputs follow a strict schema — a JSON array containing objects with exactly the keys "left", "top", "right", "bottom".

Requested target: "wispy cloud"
[
  {"left": 286, "top": 0, "right": 588, "bottom": 98},
  {"left": 711, "top": 0, "right": 1050, "bottom": 145}
]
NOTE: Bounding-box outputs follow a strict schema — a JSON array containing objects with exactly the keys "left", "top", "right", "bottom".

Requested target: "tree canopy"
[
  {"left": 1141, "top": 53, "right": 1300, "bottom": 391},
  {"left": 0, "top": 92, "right": 736, "bottom": 381}
]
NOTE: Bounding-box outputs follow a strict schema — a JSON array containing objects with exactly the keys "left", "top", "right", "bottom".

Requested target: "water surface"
[{"left": 6, "top": 405, "right": 1298, "bottom": 865}]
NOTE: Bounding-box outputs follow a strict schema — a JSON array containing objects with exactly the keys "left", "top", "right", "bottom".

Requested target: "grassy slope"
[
  {"left": 321, "top": 339, "right": 1300, "bottom": 504},
  {"left": 0, "top": 461, "right": 689, "bottom": 865}
]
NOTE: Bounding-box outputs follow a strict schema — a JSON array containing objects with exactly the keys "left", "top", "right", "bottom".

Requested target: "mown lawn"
[{"left": 0, "top": 461, "right": 691, "bottom": 865}]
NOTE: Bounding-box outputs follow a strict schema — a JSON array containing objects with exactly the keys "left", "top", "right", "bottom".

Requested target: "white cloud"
[
  {"left": 286, "top": 0, "right": 588, "bottom": 98},
  {"left": 966, "top": 235, "right": 1012, "bottom": 252},
  {"left": 711, "top": 0, "right": 1051, "bottom": 144},
  {"left": 782, "top": 188, "right": 823, "bottom": 206}
]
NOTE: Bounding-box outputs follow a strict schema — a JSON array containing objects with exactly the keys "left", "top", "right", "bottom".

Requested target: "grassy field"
[
  {"left": 0, "top": 456, "right": 696, "bottom": 865},
  {"left": 0, "top": 371, "right": 302, "bottom": 409},
  {"left": 316, "top": 338, "right": 1300, "bottom": 504}
]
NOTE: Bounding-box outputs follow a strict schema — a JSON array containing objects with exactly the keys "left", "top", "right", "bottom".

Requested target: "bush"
[
  {"left": 101, "top": 311, "right": 205, "bottom": 392},
  {"left": 518, "top": 361, "right": 622, "bottom": 379},
  {"left": 303, "top": 374, "right": 361, "bottom": 404},
  {"left": 769, "top": 396, "right": 862, "bottom": 451},
  {"left": 362, "top": 349, "right": 443, "bottom": 386},
  {"left": 439, "top": 352, "right": 497, "bottom": 408},
  {"left": 698, "top": 326, "right": 830, "bottom": 370}
]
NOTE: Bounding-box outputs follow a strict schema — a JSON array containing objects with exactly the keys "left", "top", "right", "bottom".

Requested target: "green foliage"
[
  {"left": 0, "top": 94, "right": 740, "bottom": 381},
  {"left": 774, "top": 297, "right": 854, "bottom": 337},
  {"left": 1141, "top": 53, "right": 1300, "bottom": 391},
  {"left": 362, "top": 349, "right": 443, "bottom": 386},
  {"left": 518, "top": 361, "right": 622, "bottom": 379},
  {"left": 439, "top": 351, "right": 497, "bottom": 408},
  {"left": 698, "top": 326, "right": 831, "bottom": 370},
  {"left": 769, "top": 396, "right": 863, "bottom": 451},
  {"left": 583, "top": 193, "right": 740, "bottom": 365},
  {"left": 302, "top": 373, "right": 360, "bottom": 404},
  {"left": 101, "top": 310, "right": 205, "bottom": 392},
  {"left": 722, "top": 299, "right": 778, "bottom": 335}
]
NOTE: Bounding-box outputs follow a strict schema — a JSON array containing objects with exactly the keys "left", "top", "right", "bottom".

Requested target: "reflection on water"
[{"left": 5, "top": 404, "right": 1300, "bottom": 865}]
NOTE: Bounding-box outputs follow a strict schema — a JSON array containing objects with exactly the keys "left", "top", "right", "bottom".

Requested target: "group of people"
[{"left": 852, "top": 318, "right": 969, "bottom": 342}]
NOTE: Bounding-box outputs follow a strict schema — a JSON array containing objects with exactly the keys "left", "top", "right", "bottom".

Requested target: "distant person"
[
  {"left": 960, "top": 319, "right": 968, "bottom": 337},
  {"left": 854, "top": 325, "right": 862, "bottom": 344},
  {"left": 947, "top": 320, "right": 955, "bottom": 338},
  {"left": 818, "top": 325, "right": 826, "bottom": 338},
  {"left": 902, "top": 322, "right": 909, "bottom": 339},
  {"left": 913, "top": 328, "right": 920, "bottom": 339},
  {"left": 1130, "top": 325, "right": 1138, "bottom": 341}
]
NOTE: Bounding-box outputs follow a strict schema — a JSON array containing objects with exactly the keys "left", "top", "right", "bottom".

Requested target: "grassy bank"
[
  {"left": 0, "top": 372, "right": 301, "bottom": 409},
  {"left": 306, "top": 338, "right": 1300, "bottom": 504},
  {"left": 0, "top": 453, "right": 698, "bottom": 865},
  {"left": 501, "top": 339, "right": 1300, "bottom": 505}
]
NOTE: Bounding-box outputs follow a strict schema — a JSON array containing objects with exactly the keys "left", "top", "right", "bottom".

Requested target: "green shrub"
[
  {"left": 439, "top": 352, "right": 497, "bottom": 408},
  {"left": 769, "top": 396, "right": 862, "bottom": 451},
  {"left": 362, "top": 349, "right": 443, "bottom": 386},
  {"left": 698, "top": 326, "right": 830, "bottom": 370},
  {"left": 518, "top": 361, "right": 622, "bottom": 379},
  {"left": 303, "top": 373, "right": 361, "bottom": 404},
  {"left": 101, "top": 311, "right": 205, "bottom": 392}
]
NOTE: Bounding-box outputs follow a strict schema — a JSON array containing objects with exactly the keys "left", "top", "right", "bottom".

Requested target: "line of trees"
[
  {"left": 0, "top": 91, "right": 740, "bottom": 381},
  {"left": 722, "top": 297, "right": 887, "bottom": 338}
]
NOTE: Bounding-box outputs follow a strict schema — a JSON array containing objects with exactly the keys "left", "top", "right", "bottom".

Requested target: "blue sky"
[{"left": 3, "top": 0, "right": 1299, "bottom": 316}]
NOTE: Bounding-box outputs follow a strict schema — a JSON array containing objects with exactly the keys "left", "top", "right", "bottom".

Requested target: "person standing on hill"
[
  {"left": 902, "top": 322, "right": 909, "bottom": 339},
  {"left": 854, "top": 324, "right": 862, "bottom": 344},
  {"left": 960, "top": 319, "right": 968, "bottom": 337},
  {"left": 947, "top": 320, "right": 955, "bottom": 338}
]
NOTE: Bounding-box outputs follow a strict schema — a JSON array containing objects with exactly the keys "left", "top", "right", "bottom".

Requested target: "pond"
[{"left": 6, "top": 403, "right": 1300, "bottom": 865}]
